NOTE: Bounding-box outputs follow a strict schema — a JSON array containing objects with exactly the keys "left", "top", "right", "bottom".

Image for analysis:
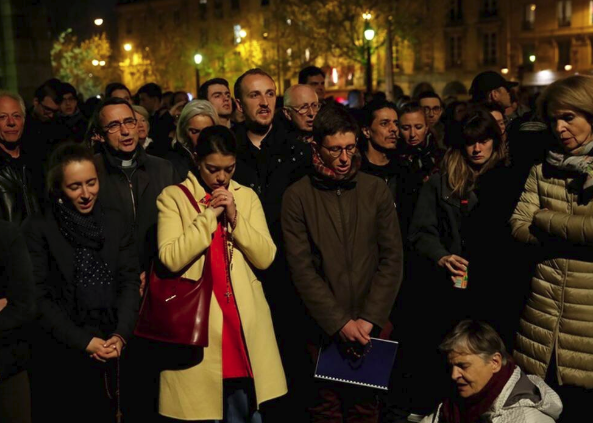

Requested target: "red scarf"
[
  {"left": 441, "top": 360, "right": 515, "bottom": 423},
  {"left": 311, "top": 143, "right": 361, "bottom": 182}
]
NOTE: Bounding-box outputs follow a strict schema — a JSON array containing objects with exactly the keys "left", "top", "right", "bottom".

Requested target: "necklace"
[{"left": 222, "top": 214, "right": 235, "bottom": 303}]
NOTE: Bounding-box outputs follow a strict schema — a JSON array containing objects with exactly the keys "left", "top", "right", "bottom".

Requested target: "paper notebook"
[{"left": 314, "top": 337, "right": 399, "bottom": 390}]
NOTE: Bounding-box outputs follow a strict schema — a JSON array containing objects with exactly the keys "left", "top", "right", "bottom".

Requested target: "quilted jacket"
[{"left": 509, "top": 163, "right": 593, "bottom": 389}]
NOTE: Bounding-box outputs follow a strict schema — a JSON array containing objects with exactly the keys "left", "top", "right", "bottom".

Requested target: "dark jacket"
[
  {"left": 0, "top": 148, "right": 40, "bottom": 225},
  {"left": 360, "top": 152, "right": 399, "bottom": 202},
  {"left": 165, "top": 141, "right": 195, "bottom": 180},
  {"left": 94, "top": 145, "right": 180, "bottom": 271},
  {"left": 23, "top": 203, "right": 141, "bottom": 351},
  {"left": 281, "top": 172, "right": 404, "bottom": 336},
  {"left": 0, "top": 221, "right": 35, "bottom": 380},
  {"left": 233, "top": 123, "right": 312, "bottom": 242}
]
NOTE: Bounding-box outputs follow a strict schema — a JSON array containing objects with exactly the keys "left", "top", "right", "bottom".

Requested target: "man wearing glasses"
[
  {"left": 282, "top": 104, "right": 403, "bottom": 421},
  {"left": 418, "top": 91, "right": 445, "bottom": 149},
  {"left": 89, "top": 96, "right": 179, "bottom": 422},
  {"left": 283, "top": 84, "right": 320, "bottom": 144}
]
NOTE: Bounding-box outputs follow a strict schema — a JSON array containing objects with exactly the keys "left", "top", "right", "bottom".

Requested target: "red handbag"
[{"left": 134, "top": 184, "right": 213, "bottom": 347}]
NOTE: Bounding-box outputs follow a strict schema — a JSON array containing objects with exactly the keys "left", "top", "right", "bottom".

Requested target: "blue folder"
[{"left": 314, "top": 338, "right": 399, "bottom": 390}]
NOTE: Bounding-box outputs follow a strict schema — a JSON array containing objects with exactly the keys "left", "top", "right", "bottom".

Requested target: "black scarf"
[{"left": 54, "top": 201, "right": 116, "bottom": 317}]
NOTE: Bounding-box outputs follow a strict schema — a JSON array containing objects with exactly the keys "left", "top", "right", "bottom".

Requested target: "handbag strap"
[{"left": 177, "top": 184, "right": 202, "bottom": 214}]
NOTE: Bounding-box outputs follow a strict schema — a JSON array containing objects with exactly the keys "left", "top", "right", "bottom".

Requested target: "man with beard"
[
  {"left": 282, "top": 84, "right": 320, "bottom": 144},
  {"left": 198, "top": 78, "right": 233, "bottom": 128},
  {"left": 0, "top": 91, "right": 40, "bottom": 224},
  {"left": 232, "top": 68, "right": 312, "bottom": 421},
  {"left": 360, "top": 100, "right": 400, "bottom": 201}
]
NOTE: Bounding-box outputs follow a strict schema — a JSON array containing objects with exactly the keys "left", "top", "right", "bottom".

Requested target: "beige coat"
[
  {"left": 156, "top": 173, "right": 287, "bottom": 420},
  {"left": 510, "top": 163, "right": 593, "bottom": 389}
]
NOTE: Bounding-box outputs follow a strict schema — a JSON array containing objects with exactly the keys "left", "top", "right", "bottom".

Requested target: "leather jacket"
[{"left": 0, "top": 148, "right": 40, "bottom": 225}]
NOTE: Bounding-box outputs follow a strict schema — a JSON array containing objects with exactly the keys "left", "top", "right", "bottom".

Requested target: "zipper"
[
  {"left": 21, "top": 165, "right": 32, "bottom": 217},
  {"left": 336, "top": 188, "right": 356, "bottom": 314}
]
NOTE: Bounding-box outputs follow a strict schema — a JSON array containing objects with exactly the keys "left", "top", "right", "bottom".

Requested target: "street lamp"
[
  {"left": 362, "top": 12, "right": 375, "bottom": 93},
  {"left": 501, "top": 67, "right": 509, "bottom": 75},
  {"left": 124, "top": 43, "right": 133, "bottom": 52},
  {"left": 94, "top": 18, "right": 103, "bottom": 26},
  {"left": 99, "top": 60, "right": 106, "bottom": 67},
  {"left": 529, "top": 54, "right": 536, "bottom": 63},
  {"left": 239, "top": 29, "right": 247, "bottom": 39},
  {"left": 92, "top": 59, "right": 99, "bottom": 66},
  {"left": 194, "top": 53, "right": 203, "bottom": 94}
]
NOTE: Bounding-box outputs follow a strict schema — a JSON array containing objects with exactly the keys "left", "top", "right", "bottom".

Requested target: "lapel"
[
  {"left": 440, "top": 174, "right": 478, "bottom": 212},
  {"left": 45, "top": 209, "right": 75, "bottom": 284}
]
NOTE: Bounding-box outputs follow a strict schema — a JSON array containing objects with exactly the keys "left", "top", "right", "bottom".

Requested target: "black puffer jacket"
[{"left": 0, "top": 149, "right": 40, "bottom": 225}]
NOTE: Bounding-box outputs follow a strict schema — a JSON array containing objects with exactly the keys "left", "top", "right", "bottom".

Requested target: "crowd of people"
[{"left": 0, "top": 63, "right": 591, "bottom": 423}]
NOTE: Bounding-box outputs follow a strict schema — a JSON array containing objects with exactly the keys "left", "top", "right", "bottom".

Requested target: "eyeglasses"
[
  {"left": 320, "top": 143, "right": 357, "bottom": 158},
  {"left": 423, "top": 106, "right": 442, "bottom": 115},
  {"left": 288, "top": 102, "right": 321, "bottom": 115},
  {"left": 103, "top": 118, "right": 138, "bottom": 134},
  {"left": 41, "top": 103, "right": 60, "bottom": 116}
]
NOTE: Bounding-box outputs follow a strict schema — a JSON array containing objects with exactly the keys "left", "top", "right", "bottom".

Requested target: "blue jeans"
[{"left": 210, "top": 378, "right": 261, "bottom": 423}]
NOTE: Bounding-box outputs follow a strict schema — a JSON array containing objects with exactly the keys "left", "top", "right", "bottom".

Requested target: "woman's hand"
[
  {"left": 86, "top": 337, "right": 111, "bottom": 362},
  {"left": 211, "top": 187, "right": 237, "bottom": 225},
  {"left": 0, "top": 298, "right": 7, "bottom": 312},
  {"left": 438, "top": 254, "right": 468, "bottom": 277},
  {"left": 100, "top": 336, "right": 124, "bottom": 360}
]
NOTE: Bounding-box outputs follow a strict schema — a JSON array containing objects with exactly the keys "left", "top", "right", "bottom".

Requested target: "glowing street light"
[
  {"left": 529, "top": 55, "right": 536, "bottom": 63},
  {"left": 364, "top": 29, "right": 375, "bottom": 41},
  {"left": 99, "top": 60, "right": 106, "bottom": 67},
  {"left": 92, "top": 59, "right": 99, "bottom": 66},
  {"left": 194, "top": 53, "right": 203, "bottom": 95},
  {"left": 362, "top": 12, "right": 372, "bottom": 21},
  {"left": 239, "top": 29, "right": 247, "bottom": 38},
  {"left": 501, "top": 67, "right": 509, "bottom": 75},
  {"left": 194, "top": 53, "right": 203, "bottom": 65},
  {"left": 564, "top": 64, "right": 573, "bottom": 71},
  {"left": 124, "top": 43, "right": 132, "bottom": 52},
  {"left": 94, "top": 18, "right": 104, "bottom": 26},
  {"left": 362, "top": 12, "right": 374, "bottom": 93}
]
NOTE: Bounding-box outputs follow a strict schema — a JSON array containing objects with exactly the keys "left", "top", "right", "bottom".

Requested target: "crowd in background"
[{"left": 0, "top": 63, "right": 591, "bottom": 423}]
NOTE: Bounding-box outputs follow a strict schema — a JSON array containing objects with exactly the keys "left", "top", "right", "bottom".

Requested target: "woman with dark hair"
[
  {"left": 156, "top": 125, "right": 286, "bottom": 422},
  {"left": 510, "top": 75, "right": 593, "bottom": 422},
  {"left": 392, "top": 109, "right": 510, "bottom": 420},
  {"left": 23, "top": 143, "right": 140, "bottom": 422}
]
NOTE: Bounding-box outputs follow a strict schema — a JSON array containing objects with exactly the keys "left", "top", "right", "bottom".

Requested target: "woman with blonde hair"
[
  {"left": 510, "top": 75, "right": 593, "bottom": 422},
  {"left": 157, "top": 125, "right": 286, "bottom": 422},
  {"left": 165, "top": 99, "right": 219, "bottom": 178}
]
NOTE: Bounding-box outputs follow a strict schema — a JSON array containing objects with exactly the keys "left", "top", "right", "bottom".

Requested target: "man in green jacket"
[{"left": 281, "top": 104, "right": 403, "bottom": 422}]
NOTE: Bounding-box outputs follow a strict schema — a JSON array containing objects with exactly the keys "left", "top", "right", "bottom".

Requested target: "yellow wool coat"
[{"left": 156, "top": 173, "right": 287, "bottom": 420}]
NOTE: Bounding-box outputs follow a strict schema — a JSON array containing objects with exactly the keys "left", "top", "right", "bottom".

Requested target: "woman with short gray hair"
[
  {"left": 166, "top": 100, "right": 219, "bottom": 178},
  {"left": 421, "top": 320, "right": 562, "bottom": 423}
]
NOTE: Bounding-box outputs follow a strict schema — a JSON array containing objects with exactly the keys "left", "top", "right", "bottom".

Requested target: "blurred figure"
[
  {"left": 137, "top": 83, "right": 164, "bottom": 119},
  {"left": 24, "top": 143, "right": 140, "bottom": 423},
  {"left": 157, "top": 126, "right": 287, "bottom": 422},
  {"left": 418, "top": 92, "right": 445, "bottom": 149},
  {"left": 298, "top": 66, "right": 326, "bottom": 101},
  {"left": 360, "top": 100, "right": 400, "bottom": 201},
  {"left": 132, "top": 105, "right": 154, "bottom": 153},
  {"left": 0, "top": 91, "right": 41, "bottom": 224},
  {"left": 510, "top": 75, "right": 593, "bottom": 423},
  {"left": 421, "top": 320, "right": 562, "bottom": 423},
  {"left": 0, "top": 221, "right": 35, "bottom": 423},
  {"left": 347, "top": 89, "right": 364, "bottom": 109},
  {"left": 172, "top": 91, "right": 189, "bottom": 105},
  {"left": 166, "top": 99, "right": 218, "bottom": 179},
  {"left": 198, "top": 78, "right": 233, "bottom": 128},
  {"left": 469, "top": 71, "right": 516, "bottom": 111},
  {"left": 282, "top": 84, "right": 320, "bottom": 143},
  {"left": 483, "top": 102, "right": 508, "bottom": 154},
  {"left": 162, "top": 91, "right": 173, "bottom": 109},
  {"left": 105, "top": 82, "right": 132, "bottom": 103},
  {"left": 58, "top": 82, "right": 88, "bottom": 143}
]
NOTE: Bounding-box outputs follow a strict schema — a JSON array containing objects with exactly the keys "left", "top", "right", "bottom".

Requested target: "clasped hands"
[
  {"left": 86, "top": 336, "right": 124, "bottom": 363},
  {"left": 339, "top": 319, "right": 373, "bottom": 346},
  {"left": 209, "top": 186, "right": 237, "bottom": 224}
]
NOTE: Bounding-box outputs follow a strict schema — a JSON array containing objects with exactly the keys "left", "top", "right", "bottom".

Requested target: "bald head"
[
  {"left": 284, "top": 84, "right": 318, "bottom": 108},
  {"left": 283, "top": 84, "right": 320, "bottom": 133}
]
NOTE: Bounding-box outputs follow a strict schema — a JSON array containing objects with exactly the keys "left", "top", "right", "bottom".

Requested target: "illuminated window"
[
  {"left": 589, "top": 1, "right": 593, "bottom": 25},
  {"left": 558, "top": 1, "right": 572, "bottom": 27},
  {"left": 523, "top": 4, "right": 536, "bottom": 30}
]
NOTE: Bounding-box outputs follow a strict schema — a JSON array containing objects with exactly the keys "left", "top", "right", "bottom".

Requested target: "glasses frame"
[
  {"left": 103, "top": 118, "right": 138, "bottom": 134},
  {"left": 423, "top": 106, "right": 442, "bottom": 115},
  {"left": 320, "top": 143, "right": 357, "bottom": 158},
  {"left": 288, "top": 102, "right": 321, "bottom": 115}
]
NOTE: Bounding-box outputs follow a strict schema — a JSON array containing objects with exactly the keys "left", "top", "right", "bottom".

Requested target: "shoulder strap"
[{"left": 177, "top": 184, "right": 202, "bottom": 214}]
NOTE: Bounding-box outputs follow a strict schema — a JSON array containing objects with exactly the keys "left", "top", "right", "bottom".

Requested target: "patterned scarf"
[
  {"left": 441, "top": 361, "right": 516, "bottom": 423},
  {"left": 547, "top": 141, "right": 593, "bottom": 202},
  {"left": 311, "top": 143, "right": 361, "bottom": 182},
  {"left": 54, "top": 201, "right": 116, "bottom": 316}
]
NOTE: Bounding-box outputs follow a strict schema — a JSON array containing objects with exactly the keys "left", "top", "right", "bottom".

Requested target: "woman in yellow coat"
[{"left": 156, "top": 125, "right": 287, "bottom": 421}]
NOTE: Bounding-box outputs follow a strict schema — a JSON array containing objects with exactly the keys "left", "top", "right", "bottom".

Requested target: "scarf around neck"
[
  {"left": 547, "top": 141, "right": 593, "bottom": 201},
  {"left": 311, "top": 143, "right": 361, "bottom": 183},
  {"left": 54, "top": 201, "right": 116, "bottom": 317},
  {"left": 441, "top": 361, "right": 516, "bottom": 423}
]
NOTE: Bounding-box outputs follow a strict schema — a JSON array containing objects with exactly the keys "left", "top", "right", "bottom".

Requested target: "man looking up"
[
  {"left": 283, "top": 84, "right": 320, "bottom": 143},
  {"left": 360, "top": 100, "right": 400, "bottom": 200},
  {"left": 198, "top": 78, "right": 232, "bottom": 128},
  {"left": 282, "top": 104, "right": 403, "bottom": 421},
  {"left": 298, "top": 66, "right": 326, "bottom": 101},
  {"left": 0, "top": 91, "right": 40, "bottom": 224}
]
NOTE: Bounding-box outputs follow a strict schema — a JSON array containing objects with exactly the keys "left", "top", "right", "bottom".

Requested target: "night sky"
[{"left": 42, "top": 0, "right": 119, "bottom": 40}]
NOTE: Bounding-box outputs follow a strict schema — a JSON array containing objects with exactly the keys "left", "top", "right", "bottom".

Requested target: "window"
[
  {"left": 214, "top": 0, "right": 223, "bottom": 19},
  {"left": 394, "top": 38, "right": 402, "bottom": 71},
  {"left": 199, "top": 2, "right": 207, "bottom": 19},
  {"left": 448, "top": 35, "right": 462, "bottom": 68},
  {"left": 231, "top": 0, "right": 240, "bottom": 10},
  {"left": 557, "top": 1, "right": 572, "bottom": 27},
  {"left": 261, "top": 0, "right": 270, "bottom": 6},
  {"left": 481, "top": 0, "right": 498, "bottom": 18},
  {"left": 523, "top": 4, "right": 536, "bottom": 30},
  {"left": 483, "top": 32, "right": 498, "bottom": 65},
  {"left": 523, "top": 44, "right": 536, "bottom": 71},
  {"left": 233, "top": 24, "right": 242, "bottom": 45},
  {"left": 557, "top": 40, "right": 571, "bottom": 70},
  {"left": 589, "top": 1, "right": 593, "bottom": 25},
  {"left": 448, "top": 0, "right": 463, "bottom": 24}
]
